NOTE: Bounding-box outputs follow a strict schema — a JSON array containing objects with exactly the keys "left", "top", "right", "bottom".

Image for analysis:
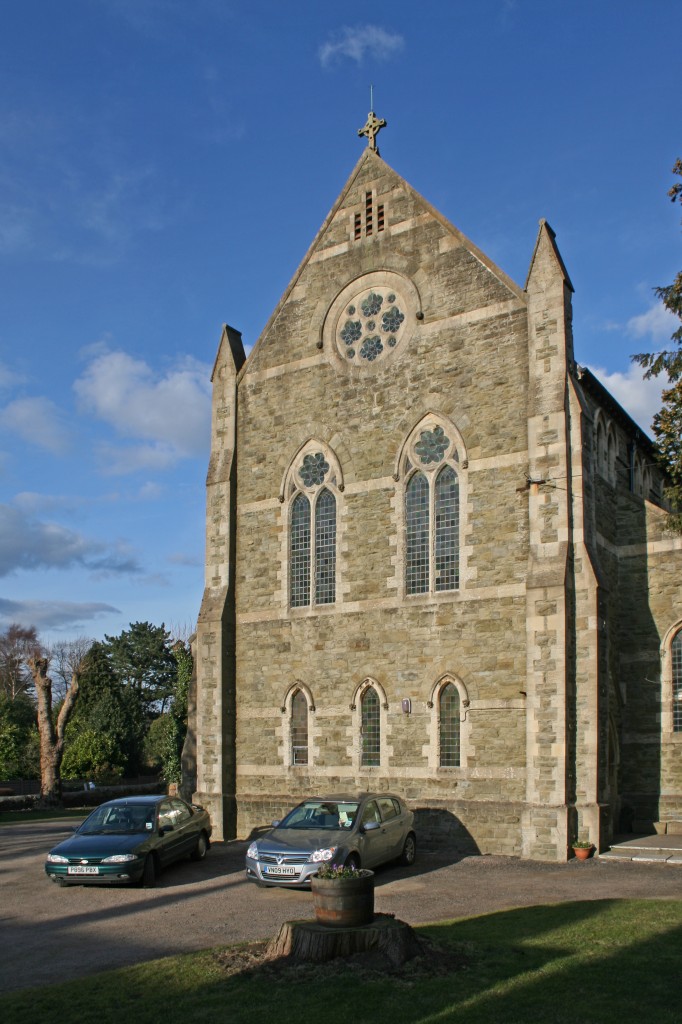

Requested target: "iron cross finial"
[{"left": 358, "top": 110, "right": 387, "bottom": 155}]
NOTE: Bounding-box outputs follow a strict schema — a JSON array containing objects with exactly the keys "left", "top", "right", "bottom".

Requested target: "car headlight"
[
  {"left": 101, "top": 854, "right": 138, "bottom": 863},
  {"left": 46, "top": 853, "right": 69, "bottom": 864},
  {"left": 309, "top": 846, "right": 337, "bottom": 863},
  {"left": 246, "top": 842, "right": 259, "bottom": 859}
]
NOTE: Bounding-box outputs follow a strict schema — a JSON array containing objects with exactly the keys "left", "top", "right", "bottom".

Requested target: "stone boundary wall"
[{"left": 0, "top": 782, "right": 165, "bottom": 814}]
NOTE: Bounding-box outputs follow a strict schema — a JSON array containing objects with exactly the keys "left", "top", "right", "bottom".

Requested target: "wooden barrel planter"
[{"left": 311, "top": 869, "right": 375, "bottom": 928}]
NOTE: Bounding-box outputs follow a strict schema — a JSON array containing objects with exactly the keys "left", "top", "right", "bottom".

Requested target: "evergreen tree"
[
  {"left": 103, "top": 622, "right": 177, "bottom": 716},
  {"left": 633, "top": 159, "right": 682, "bottom": 529}
]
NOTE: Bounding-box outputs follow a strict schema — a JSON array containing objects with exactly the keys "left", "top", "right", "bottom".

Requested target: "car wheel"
[
  {"left": 399, "top": 832, "right": 417, "bottom": 866},
  {"left": 142, "top": 854, "right": 157, "bottom": 888},
  {"left": 191, "top": 832, "right": 209, "bottom": 861},
  {"left": 52, "top": 876, "right": 68, "bottom": 887},
  {"left": 344, "top": 853, "right": 361, "bottom": 870}
]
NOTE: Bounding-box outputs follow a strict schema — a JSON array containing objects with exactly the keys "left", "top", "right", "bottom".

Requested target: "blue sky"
[{"left": 0, "top": 0, "right": 680, "bottom": 643}]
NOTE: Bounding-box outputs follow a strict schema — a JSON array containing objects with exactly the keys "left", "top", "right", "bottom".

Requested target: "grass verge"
[{"left": 1, "top": 899, "right": 680, "bottom": 1024}]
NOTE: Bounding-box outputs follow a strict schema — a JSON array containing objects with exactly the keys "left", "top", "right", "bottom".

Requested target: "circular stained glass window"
[{"left": 333, "top": 283, "right": 409, "bottom": 366}]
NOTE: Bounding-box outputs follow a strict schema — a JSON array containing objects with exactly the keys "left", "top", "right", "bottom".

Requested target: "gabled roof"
[{"left": 240, "top": 148, "right": 525, "bottom": 377}]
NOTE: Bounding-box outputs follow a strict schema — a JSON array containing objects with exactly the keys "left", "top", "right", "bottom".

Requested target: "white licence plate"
[
  {"left": 263, "top": 865, "right": 298, "bottom": 876},
  {"left": 67, "top": 866, "right": 99, "bottom": 875}
]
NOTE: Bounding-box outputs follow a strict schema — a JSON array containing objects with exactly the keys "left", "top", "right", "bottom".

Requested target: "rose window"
[
  {"left": 299, "top": 452, "right": 329, "bottom": 488},
  {"left": 335, "top": 285, "right": 409, "bottom": 366}
]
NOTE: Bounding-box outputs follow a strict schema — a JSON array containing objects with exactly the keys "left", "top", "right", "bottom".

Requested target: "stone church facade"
[{"left": 191, "top": 133, "right": 682, "bottom": 862}]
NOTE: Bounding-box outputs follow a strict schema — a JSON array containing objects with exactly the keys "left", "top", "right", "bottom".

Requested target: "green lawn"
[{"left": 1, "top": 899, "right": 680, "bottom": 1024}]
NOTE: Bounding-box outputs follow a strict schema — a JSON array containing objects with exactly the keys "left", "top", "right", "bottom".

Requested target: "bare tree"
[
  {"left": 49, "top": 636, "right": 93, "bottom": 704},
  {"left": 0, "top": 624, "right": 40, "bottom": 701},
  {"left": 29, "top": 655, "right": 84, "bottom": 806}
]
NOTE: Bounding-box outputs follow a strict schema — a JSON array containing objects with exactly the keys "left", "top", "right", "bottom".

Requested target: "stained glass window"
[
  {"left": 290, "top": 493, "right": 310, "bottom": 607},
  {"left": 439, "top": 683, "right": 461, "bottom": 767},
  {"left": 315, "top": 488, "right": 336, "bottom": 605},
  {"left": 361, "top": 687, "right": 380, "bottom": 767},
  {"left": 406, "top": 472, "right": 429, "bottom": 594},
  {"left": 435, "top": 466, "right": 459, "bottom": 591},
  {"left": 291, "top": 689, "right": 308, "bottom": 765},
  {"left": 406, "top": 460, "right": 459, "bottom": 596},
  {"left": 673, "top": 629, "right": 682, "bottom": 733}
]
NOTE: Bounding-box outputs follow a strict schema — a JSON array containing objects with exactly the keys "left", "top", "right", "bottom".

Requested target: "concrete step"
[{"left": 599, "top": 833, "right": 682, "bottom": 865}]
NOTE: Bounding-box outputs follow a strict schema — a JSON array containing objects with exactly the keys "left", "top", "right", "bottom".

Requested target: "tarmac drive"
[{"left": 1, "top": 818, "right": 680, "bottom": 994}]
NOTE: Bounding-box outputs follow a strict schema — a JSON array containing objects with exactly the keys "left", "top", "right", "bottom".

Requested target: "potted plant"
[
  {"left": 311, "top": 862, "right": 375, "bottom": 928},
  {"left": 571, "top": 839, "right": 594, "bottom": 861}
]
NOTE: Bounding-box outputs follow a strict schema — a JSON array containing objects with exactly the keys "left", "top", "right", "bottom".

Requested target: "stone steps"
[{"left": 599, "top": 833, "right": 682, "bottom": 865}]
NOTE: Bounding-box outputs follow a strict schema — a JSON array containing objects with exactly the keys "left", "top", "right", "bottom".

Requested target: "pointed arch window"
[
  {"left": 291, "top": 689, "right": 309, "bottom": 764},
  {"left": 673, "top": 629, "right": 682, "bottom": 733},
  {"left": 287, "top": 447, "right": 338, "bottom": 609},
  {"left": 361, "top": 687, "right": 380, "bottom": 767},
  {"left": 315, "top": 488, "right": 336, "bottom": 605},
  {"left": 406, "top": 462, "right": 459, "bottom": 595},
  {"left": 290, "top": 494, "right": 311, "bottom": 607},
  {"left": 439, "top": 683, "right": 461, "bottom": 766}
]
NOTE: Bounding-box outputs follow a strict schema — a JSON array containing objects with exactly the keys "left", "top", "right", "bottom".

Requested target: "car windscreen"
[
  {"left": 78, "top": 804, "right": 156, "bottom": 834},
  {"left": 278, "top": 800, "right": 360, "bottom": 830}
]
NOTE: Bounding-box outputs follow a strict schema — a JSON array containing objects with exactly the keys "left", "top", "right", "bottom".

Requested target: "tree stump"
[{"left": 265, "top": 914, "right": 423, "bottom": 967}]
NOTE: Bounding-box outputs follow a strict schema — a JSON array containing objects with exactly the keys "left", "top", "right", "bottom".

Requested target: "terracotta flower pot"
[
  {"left": 572, "top": 845, "right": 593, "bottom": 860},
  {"left": 311, "top": 870, "right": 375, "bottom": 928}
]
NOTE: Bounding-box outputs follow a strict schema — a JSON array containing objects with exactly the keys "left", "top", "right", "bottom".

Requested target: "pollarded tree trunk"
[{"left": 29, "top": 656, "right": 81, "bottom": 807}]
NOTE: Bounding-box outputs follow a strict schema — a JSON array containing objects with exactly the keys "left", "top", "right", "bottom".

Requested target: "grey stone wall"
[{"left": 194, "top": 148, "right": 682, "bottom": 858}]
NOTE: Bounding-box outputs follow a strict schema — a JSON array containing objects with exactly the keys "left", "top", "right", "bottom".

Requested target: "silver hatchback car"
[{"left": 245, "top": 792, "right": 416, "bottom": 887}]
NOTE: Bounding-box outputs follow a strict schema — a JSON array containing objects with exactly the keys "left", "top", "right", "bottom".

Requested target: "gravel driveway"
[{"left": 1, "top": 818, "right": 680, "bottom": 994}]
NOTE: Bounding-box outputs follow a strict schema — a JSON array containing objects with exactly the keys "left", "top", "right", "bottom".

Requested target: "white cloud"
[
  {"left": 587, "top": 363, "right": 667, "bottom": 434},
  {"left": 319, "top": 25, "right": 405, "bottom": 68},
  {"left": 74, "top": 348, "right": 211, "bottom": 473},
  {"left": 626, "top": 302, "right": 678, "bottom": 345},
  {"left": 0, "top": 503, "right": 141, "bottom": 578},
  {"left": 0, "top": 396, "right": 71, "bottom": 454},
  {"left": 0, "top": 597, "right": 120, "bottom": 632}
]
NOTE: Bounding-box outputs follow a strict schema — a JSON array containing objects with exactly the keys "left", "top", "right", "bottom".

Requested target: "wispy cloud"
[
  {"left": 319, "top": 25, "right": 405, "bottom": 68},
  {"left": 587, "top": 363, "right": 667, "bottom": 433},
  {"left": 0, "top": 396, "right": 71, "bottom": 454},
  {"left": 0, "top": 362, "right": 26, "bottom": 391},
  {"left": 74, "top": 348, "right": 211, "bottom": 473},
  {"left": 0, "top": 596, "right": 120, "bottom": 632},
  {"left": 0, "top": 503, "right": 141, "bottom": 578},
  {"left": 167, "top": 551, "right": 202, "bottom": 567},
  {"left": 0, "top": 101, "right": 170, "bottom": 265}
]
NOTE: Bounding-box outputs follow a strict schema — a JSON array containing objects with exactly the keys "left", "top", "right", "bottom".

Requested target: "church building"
[{"left": 191, "top": 114, "right": 682, "bottom": 861}]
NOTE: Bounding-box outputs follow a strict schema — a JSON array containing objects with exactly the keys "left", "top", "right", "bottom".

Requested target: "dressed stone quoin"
[{"left": 186, "top": 112, "right": 682, "bottom": 862}]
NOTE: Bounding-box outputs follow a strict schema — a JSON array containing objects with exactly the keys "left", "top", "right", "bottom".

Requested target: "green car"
[{"left": 45, "top": 795, "right": 212, "bottom": 887}]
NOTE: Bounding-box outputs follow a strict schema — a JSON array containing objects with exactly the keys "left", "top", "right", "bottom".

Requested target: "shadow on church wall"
[{"left": 615, "top": 487, "right": 663, "bottom": 832}]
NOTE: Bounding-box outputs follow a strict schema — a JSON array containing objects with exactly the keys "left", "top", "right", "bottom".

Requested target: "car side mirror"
[
  {"left": 271, "top": 820, "right": 281, "bottom": 828},
  {"left": 363, "top": 820, "right": 380, "bottom": 831}
]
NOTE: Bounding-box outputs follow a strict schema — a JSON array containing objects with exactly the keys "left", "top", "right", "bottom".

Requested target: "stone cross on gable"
[{"left": 358, "top": 110, "right": 387, "bottom": 154}]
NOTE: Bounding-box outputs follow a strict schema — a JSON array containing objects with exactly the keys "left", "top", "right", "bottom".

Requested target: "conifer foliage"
[{"left": 633, "top": 159, "right": 682, "bottom": 529}]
